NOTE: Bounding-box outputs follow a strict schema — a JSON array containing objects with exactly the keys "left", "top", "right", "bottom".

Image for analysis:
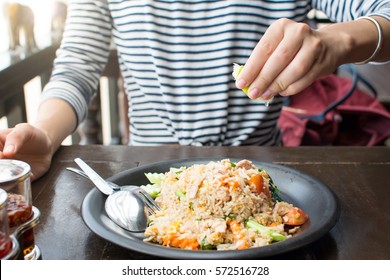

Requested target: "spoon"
[
  {"left": 66, "top": 167, "right": 122, "bottom": 193},
  {"left": 66, "top": 166, "right": 161, "bottom": 212},
  {"left": 73, "top": 158, "right": 148, "bottom": 232}
]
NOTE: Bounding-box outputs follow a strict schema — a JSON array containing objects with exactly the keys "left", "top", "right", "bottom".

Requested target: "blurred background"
[
  {"left": 0, "top": 1, "right": 388, "bottom": 146},
  {"left": 0, "top": 0, "right": 70, "bottom": 139},
  {"left": 0, "top": 0, "right": 68, "bottom": 52}
]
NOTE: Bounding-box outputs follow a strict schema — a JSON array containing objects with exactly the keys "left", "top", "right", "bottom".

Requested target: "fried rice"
[{"left": 144, "top": 159, "right": 307, "bottom": 250}]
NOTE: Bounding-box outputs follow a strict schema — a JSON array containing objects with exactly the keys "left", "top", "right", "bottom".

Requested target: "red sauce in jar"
[
  {"left": 7, "top": 193, "right": 32, "bottom": 228},
  {"left": 0, "top": 232, "right": 12, "bottom": 259}
]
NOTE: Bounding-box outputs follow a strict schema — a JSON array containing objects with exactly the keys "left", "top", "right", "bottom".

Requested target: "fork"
[{"left": 133, "top": 188, "right": 161, "bottom": 215}]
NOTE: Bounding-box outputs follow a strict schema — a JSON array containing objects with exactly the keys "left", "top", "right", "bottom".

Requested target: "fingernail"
[
  {"left": 262, "top": 89, "right": 273, "bottom": 100},
  {"left": 4, "top": 144, "right": 14, "bottom": 154},
  {"left": 235, "top": 78, "right": 247, "bottom": 89},
  {"left": 248, "top": 88, "right": 260, "bottom": 99},
  {"left": 280, "top": 90, "right": 292, "bottom": 97}
]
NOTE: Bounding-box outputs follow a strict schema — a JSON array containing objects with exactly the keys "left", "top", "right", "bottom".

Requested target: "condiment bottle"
[
  {"left": 0, "top": 159, "right": 39, "bottom": 259},
  {"left": 0, "top": 188, "right": 20, "bottom": 259}
]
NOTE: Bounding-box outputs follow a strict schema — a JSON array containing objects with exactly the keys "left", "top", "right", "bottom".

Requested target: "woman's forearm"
[
  {"left": 34, "top": 98, "right": 78, "bottom": 154},
  {"left": 318, "top": 16, "right": 390, "bottom": 65}
]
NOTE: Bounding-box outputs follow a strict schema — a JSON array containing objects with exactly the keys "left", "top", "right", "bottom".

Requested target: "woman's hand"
[
  {"left": 0, "top": 99, "right": 79, "bottom": 181},
  {"left": 0, "top": 123, "right": 54, "bottom": 181},
  {"left": 235, "top": 18, "right": 352, "bottom": 100}
]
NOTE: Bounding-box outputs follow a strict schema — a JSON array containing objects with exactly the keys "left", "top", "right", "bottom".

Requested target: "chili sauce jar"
[
  {"left": 0, "top": 189, "right": 20, "bottom": 260},
  {"left": 0, "top": 159, "right": 40, "bottom": 259}
]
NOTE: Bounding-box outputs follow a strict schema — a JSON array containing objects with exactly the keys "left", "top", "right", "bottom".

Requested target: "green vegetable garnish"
[
  {"left": 200, "top": 237, "right": 215, "bottom": 250},
  {"left": 169, "top": 167, "right": 182, "bottom": 174},
  {"left": 225, "top": 214, "right": 236, "bottom": 220},
  {"left": 268, "top": 176, "right": 282, "bottom": 202},
  {"left": 246, "top": 219, "right": 286, "bottom": 242},
  {"left": 144, "top": 172, "right": 165, "bottom": 186},
  {"left": 140, "top": 184, "right": 161, "bottom": 199},
  {"left": 175, "top": 189, "right": 186, "bottom": 199}
]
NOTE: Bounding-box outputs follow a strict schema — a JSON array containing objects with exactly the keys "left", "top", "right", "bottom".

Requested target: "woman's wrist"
[
  {"left": 317, "top": 16, "right": 387, "bottom": 65},
  {"left": 34, "top": 98, "right": 78, "bottom": 154},
  {"left": 354, "top": 16, "right": 384, "bottom": 64},
  {"left": 316, "top": 22, "right": 356, "bottom": 66}
]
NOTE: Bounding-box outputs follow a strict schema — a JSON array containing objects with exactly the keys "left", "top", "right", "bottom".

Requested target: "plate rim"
[{"left": 81, "top": 157, "right": 341, "bottom": 259}]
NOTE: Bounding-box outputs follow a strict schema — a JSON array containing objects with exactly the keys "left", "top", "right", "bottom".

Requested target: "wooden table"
[{"left": 31, "top": 145, "right": 390, "bottom": 259}]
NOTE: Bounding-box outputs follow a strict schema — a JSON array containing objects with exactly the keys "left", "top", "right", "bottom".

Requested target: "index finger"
[{"left": 236, "top": 21, "right": 284, "bottom": 89}]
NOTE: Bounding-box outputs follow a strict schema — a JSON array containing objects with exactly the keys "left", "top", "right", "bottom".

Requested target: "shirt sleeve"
[
  {"left": 311, "top": 0, "right": 390, "bottom": 22},
  {"left": 41, "top": 0, "right": 113, "bottom": 125}
]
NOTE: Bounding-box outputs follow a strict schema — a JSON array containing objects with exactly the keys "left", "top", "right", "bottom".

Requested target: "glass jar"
[
  {"left": 0, "top": 189, "right": 20, "bottom": 260},
  {"left": 0, "top": 159, "right": 40, "bottom": 259},
  {"left": 13, "top": 206, "right": 41, "bottom": 260},
  {"left": 0, "top": 160, "right": 32, "bottom": 227}
]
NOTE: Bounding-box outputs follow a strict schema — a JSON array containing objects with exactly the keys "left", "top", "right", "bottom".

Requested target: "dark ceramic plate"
[{"left": 81, "top": 158, "right": 340, "bottom": 259}]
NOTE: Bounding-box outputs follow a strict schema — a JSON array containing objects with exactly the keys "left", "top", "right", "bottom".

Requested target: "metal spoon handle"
[
  {"left": 66, "top": 167, "right": 120, "bottom": 190},
  {"left": 66, "top": 167, "right": 89, "bottom": 179},
  {"left": 74, "top": 158, "right": 114, "bottom": 195}
]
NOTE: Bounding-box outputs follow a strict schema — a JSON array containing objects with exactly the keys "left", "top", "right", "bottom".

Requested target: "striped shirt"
[{"left": 42, "top": 0, "right": 390, "bottom": 146}]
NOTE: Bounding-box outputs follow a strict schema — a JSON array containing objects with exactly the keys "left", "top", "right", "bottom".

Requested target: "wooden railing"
[
  {"left": 0, "top": 46, "right": 128, "bottom": 145},
  {"left": 0, "top": 45, "right": 58, "bottom": 127}
]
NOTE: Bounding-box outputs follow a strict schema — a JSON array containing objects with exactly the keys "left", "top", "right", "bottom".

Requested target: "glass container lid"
[{"left": 0, "top": 160, "right": 31, "bottom": 183}]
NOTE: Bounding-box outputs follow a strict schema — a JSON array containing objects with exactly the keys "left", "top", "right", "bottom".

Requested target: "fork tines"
[{"left": 134, "top": 188, "right": 161, "bottom": 215}]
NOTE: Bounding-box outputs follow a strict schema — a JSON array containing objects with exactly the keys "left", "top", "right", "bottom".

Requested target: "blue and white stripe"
[{"left": 42, "top": 0, "right": 390, "bottom": 146}]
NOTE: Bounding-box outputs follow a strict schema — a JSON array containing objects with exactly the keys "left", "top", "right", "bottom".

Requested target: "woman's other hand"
[{"left": 0, "top": 123, "right": 53, "bottom": 181}]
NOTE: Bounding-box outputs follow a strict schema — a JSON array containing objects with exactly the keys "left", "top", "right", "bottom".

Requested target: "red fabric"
[{"left": 279, "top": 74, "right": 390, "bottom": 146}]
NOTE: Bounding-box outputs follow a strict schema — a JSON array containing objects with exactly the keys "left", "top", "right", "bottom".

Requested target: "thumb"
[
  {"left": 0, "top": 128, "right": 13, "bottom": 157},
  {"left": 2, "top": 143, "right": 15, "bottom": 155},
  {"left": 2, "top": 124, "right": 31, "bottom": 157}
]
